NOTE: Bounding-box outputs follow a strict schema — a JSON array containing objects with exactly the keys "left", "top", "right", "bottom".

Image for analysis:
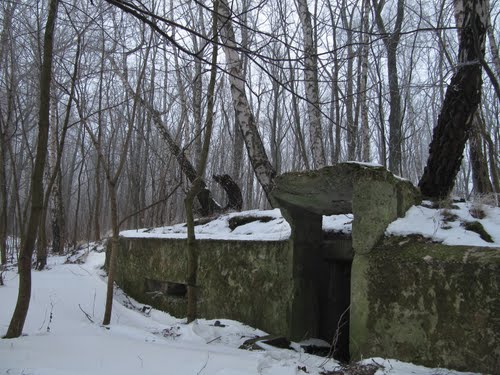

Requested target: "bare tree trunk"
[
  {"left": 286, "top": 57, "right": 310, "bottom": 169},
  {"left": 419, "top": 0, "right": 489, "bottom": 198},
  {"left": 218, "top": 0, "right": 276, "bottom": 204},
  {"left": 296, "top": 0, "right": 326, "bottom": 168},
  {"left": 4, "top": 0, "right": 59, "bottom": 339},
  {"left": 0, "top": 0, "right": 16, "bottom": 267},
  {"left": 341, "top": 4, "right": 356, "bottom": 161},
  {"left": 186, "top": 3, "right": 219, "bottom": 322},
  {"left": 103, "top": 181, "right": 120, "bottom": 325},
  {"left": 0, "top": 129, "right": 6, "bottom": 265},
  {"left": 469, "top": 113, "right": 493, "bottom": 194},
  {"left": 325, "top": 1, "right": 342, "bottom": 164},
  {"left": 94, "top": 36, "right": 106, "bottom": 241},
  {"left": 35, "top": 85, "right": 58, "bottom": 269},
  {"left": 360, "top": 0, "right": 371, "bottom": 162},
  {"left": 486, "top": 24, "right": 500, "bottom": 78},
  {"left": 49, "top": 86, "right": 64, "bottom": 255},
  {"left": 36, "top": 34, "right": 79, "bottom": 267},
  {"left": 213, "top": 174, "right": 243, "bottom": 211},
  {"left": 372, "top": 0, "right": 405, "bottom": 174}
]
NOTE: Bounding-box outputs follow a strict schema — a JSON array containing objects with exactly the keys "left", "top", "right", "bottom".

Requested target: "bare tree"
[
  {"left": 4, "top": 0, "right": 60, "bottom": 339},
  {"left": 372, "top": 0, "right": 405, "bottom": 174}
]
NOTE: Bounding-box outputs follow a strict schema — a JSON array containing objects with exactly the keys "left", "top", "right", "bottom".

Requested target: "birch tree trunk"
[
  {"left": 295, "top": 0, "right": 326, "bottom": 168},
  {"left": 218, "top": 0, "right": 276, "bottom": 204},
  {"left": 360, "top": 0, "right": 371, "bottom": 162},
  {"left": 341, "top": 4, "right": 356, "bottom": 161}
]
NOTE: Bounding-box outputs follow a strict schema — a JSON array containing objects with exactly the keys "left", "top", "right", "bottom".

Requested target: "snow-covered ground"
[
  {"left": 0, "top": 247, "right": 482, "bottom": 375},
  {"left": 121, "top": 201, "right": 500, "bottom": 248}
]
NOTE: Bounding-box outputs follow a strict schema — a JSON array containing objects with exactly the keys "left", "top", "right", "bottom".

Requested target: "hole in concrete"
[{"left": 144, "top": 278, "right": 187, "bottom": 298}]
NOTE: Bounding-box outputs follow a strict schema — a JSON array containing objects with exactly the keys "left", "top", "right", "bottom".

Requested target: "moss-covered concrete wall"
[
  {"left": 114, "top": 237, "right": 293, "bottom": 336},
  {"left": 350, "top": 236, "right": 500, "bottom": 373}
]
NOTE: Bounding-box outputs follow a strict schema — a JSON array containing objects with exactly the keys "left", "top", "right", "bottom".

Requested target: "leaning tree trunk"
[
  {"left": 218, "top": 0, "right": 276, "bottom": 205},
  {"left": 4, "top": 0, "right": 59, "bottom": 339},
  {"left": 213, "top": 174, "right": 243, "bottom": 211},
  {"left": 419, "top": 0, "right": 489, "bottom": 199},
  {"left": 108, "top": 57, "right": 221, "bottom": 216}
]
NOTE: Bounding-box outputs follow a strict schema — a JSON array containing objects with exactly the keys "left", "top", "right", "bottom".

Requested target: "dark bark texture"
[
  {"left": 213, "top": 174, "right": 243, "bottom": 211},
  {"left": 418, "top": 0, "right": 487, "bottom": 199},
  {"left": 4, "top": 0, "right": 59, "bottom": 338}
]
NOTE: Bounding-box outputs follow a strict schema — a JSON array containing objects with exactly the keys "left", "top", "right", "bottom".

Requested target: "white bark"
[
  {"left": 295, "top": 0, "right": 326, "bottom": 168},
  {"left": 360, "top": 0, "right": 371, "bottom": 162},
  {"left": 218, "top": 0, "right": 276, "bottom": 204}
]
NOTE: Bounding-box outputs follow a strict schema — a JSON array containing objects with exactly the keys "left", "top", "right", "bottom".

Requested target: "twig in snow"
[
  {"left": 207, "top": 336, "right": 221, "bottom": 344},
  {"left": 38, "top": 307, "right": 48, "bottom": 331},
  {"left": 78, "top": 304, "right": 95, "bottom": 323},
  {"left": 197, "top": 353, "right": 210, "bottom": 375},
  {"left": 77, "top": 265, "right": 92, "bottom": 276},
  {"left": 92, "top": 289, "right": 96, "bottom": 317},
  {"left": 39, "top": 299, "right": 55, "bottom": 332}
]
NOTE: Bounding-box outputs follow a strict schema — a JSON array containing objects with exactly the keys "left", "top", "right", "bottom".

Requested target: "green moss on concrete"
[
  {"left": 350, "top": 236, "right": 500, "bottom": 373},
  {"left": 196, "top": 239, "right": 292, "bottom": 335},
  {"left": 114, "top": 237, "right": 293, "bottom": 336},
  {"left": 349, "top": 254, "right": 370, "bottom": 358}
]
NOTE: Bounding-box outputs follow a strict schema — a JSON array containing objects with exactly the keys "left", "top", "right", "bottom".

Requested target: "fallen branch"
[{"left": 78, "top": 304, "right": 94, "bottom": 323}]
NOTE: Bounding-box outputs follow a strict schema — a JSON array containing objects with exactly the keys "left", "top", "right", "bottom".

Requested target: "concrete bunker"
[
  {"left": 270, "top": 162, "right": 420, "bottom": 360},
  {"left": 112, "top": 163, "right": 500, "bottom": 372}
]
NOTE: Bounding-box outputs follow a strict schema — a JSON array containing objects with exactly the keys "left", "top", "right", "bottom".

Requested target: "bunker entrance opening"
[{"left": 319, "top": 232, "right": 352, "bottom": 363}]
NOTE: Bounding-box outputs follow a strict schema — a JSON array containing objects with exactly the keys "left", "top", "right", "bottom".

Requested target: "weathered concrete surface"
[
  {"left": 271, "top": 163, "right": 421, "bottom": 254},
  {"left": 114, "top": 237, "right": 293, "bottom": 336},
  {"left": 350, "top": 236, "right": 500, "bottom": 373},
  {"left": 270, "top": 163, "right": 420, "bottom": 341}
]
